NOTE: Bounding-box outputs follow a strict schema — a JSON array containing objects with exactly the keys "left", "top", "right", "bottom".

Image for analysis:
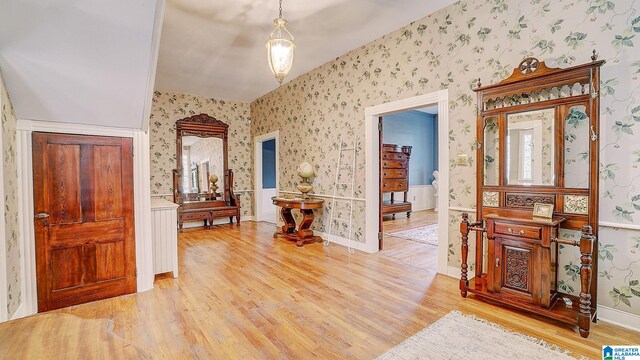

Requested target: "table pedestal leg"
[
  {"left": 296, "top": 209, "right": 316, "bottom": 247},
  {"left": 273, "top": 206, "right": 322, "bottom": 247},
  {"left": 274, "top": 207, "right": 295, "bottom": 239}
]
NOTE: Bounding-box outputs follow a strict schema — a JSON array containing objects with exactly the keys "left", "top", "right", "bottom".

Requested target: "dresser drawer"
[
  {"left": 382, "top": 160, "right": 407, "bottom": 169},
  {"left": 382, "top": 152, "right": 407, "bottom": 161},
  {"left": 382, "top": 169, "right": 407, "bottom": 179},
  {"left": 494, "top": 222, "right": 541, "bottom": 240},
  {"left": 382, "top": 179, "right": 408, "bottom": 192},
  {"left": 212, "top": 209, "right": 237, "bottom": 218},
  {"left": 181, "top": 211, "right": 210, "bottom": 221}
]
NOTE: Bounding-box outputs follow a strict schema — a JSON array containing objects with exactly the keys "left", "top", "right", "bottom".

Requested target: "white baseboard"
[
  {"left": 9, "top": 301, "right": 26, "bottom": 321},
  {"left": 382, "top": 185, "right": 435, "bottom": 212},
  {"left": 314, "top": 231, "right": 373, "bottom": 253},
  {"left": 446, "top": 265, "right": 475, "bottom": 280},
  {"left": 598, "top": 305, "right": 640, "bottom": 332}
]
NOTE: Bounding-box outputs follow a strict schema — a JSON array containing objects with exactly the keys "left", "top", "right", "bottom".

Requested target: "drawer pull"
[
  {"left": 507, "top": 227, "right": 525, "bottom": 235},
  {"left": 496, "top": 258, "right": 500, "bottom": 267}
]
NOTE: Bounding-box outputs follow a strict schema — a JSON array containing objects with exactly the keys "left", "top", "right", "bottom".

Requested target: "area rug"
[
  {"left": 387, "top": 224, "right": 438, "bottom": 246},
  {"left": 377, "top": 311, "right": 577, "bottom": 360}
]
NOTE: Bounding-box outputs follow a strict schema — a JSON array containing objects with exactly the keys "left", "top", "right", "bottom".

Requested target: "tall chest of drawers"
[{"left": 381, "top": 144, "right": 412, "bottom": 218}]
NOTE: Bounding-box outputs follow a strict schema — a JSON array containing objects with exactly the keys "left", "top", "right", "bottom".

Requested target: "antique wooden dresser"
[{"left": 381, "top": 143, "right": 412, "bottom": 218}]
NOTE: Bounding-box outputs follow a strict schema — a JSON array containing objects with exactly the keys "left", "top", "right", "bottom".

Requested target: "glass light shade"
[{"left": 266, "top": 18, "right": 295, "bottom": 83}]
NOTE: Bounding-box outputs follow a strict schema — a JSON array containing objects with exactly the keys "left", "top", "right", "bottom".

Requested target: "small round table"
[{"left": 271, "top": 196, "right": 325, "bottom": 247}]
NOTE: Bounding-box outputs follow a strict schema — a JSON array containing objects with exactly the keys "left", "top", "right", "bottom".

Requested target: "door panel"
[
  {"left": 96, "top": 241, "right": 126, "bottom": 281},
  {"left": 33, "top": 133, "right": 136, "bottom": 312},
  {"left": 47, "top": 144, "right": 82, "bottom": 224},
  {"left": 494, "top": 238, "right": 535, "bottom": 302},
  {"left": 50, "top": 247, "right": 83, "bottom": 290},
  {"left": 93, "top": 146, "right": 124, "bottom": 220}
]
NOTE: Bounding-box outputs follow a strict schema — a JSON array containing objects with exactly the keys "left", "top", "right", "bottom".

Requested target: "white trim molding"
[
  {"left": 140, "top": 0, "right": 166, "bottom": 132},
  {"left": 15, "top": 119, "right": 154, "bottom": 318},
  {"left": 314, "top": 231, "right": 371, "bottom": 253},
  {"left": 278, "top": 190, "right": 365, "bottom": 202},
  {"left": 599, "top": 221, "right": 640, "bottom": 231},
  {"left": 365, "top": 89, "right": 450, "bottom": 265},
  {"left": 254, "top": 131, "right": 280, "bottom": 223},
  {"left": 449, "top": 207, "right": 476, "bottom": 213},
  {"left": 598, "top": 305, "right": 640, "bottom": 332},
  {"left": 447, "top": 265, "right": 475, "bottom": 280}
]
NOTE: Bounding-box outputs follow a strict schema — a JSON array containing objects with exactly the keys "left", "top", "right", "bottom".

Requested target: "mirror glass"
[
  {"left": 506, "top": 108, "right": 555, "bottom": 186},
  {"left": 483, "top": 116, "right": 499, "bottom": 186},
  {"left": 564, "top": 105, "right": 590, "bottom": 188},
  {"left": 180, "top": 136, "right": 225, "bottom": 202}
]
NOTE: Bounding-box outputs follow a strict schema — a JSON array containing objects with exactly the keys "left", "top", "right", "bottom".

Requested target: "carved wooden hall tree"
[
  {"left": 459, "top": 51, "right": 604, "bottom": 338},
  {"left": 172, "top": 114, "right": 241, "bottom": 230}
]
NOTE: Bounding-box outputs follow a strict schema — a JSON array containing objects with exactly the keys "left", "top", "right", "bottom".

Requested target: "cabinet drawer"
[
  {"left": 382, "top": 169, "right": 407, "bottom": 179},
  {"left": 382, "top": 152, "right": 407, "bottom": 161},
  {"left": 181, "top": 211, "right": 209, "bottom": 221},
  {"left": 382, "top": 160, "right": 407, "bottom": 169},
  {"left": 382, "top": 179, "right": 408, "bottom": 192},
  {"left": 494, "top": 222, "right": 541, "bottom": 240},
  {"left": 212, "top": 209, "right": 236, "bottom": 218}
]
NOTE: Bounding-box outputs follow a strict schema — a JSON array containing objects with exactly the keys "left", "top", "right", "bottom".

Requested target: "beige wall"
[
  {"left": 251, "top": 0, "right": 640, "bottom": 316},
  {"left": 149, "top": 90, "right": 253, "bottom": 217},
  {"left": 1, "top": 69, "right": 21, "bottom": 318}
]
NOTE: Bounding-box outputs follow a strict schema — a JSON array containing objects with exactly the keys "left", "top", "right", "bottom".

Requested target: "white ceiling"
[
  {"left": 0, "top": 0, "right": 162, "bottom": 129},
  {"left": 155, "top": 0, "right": 457, "bottom": 102}
]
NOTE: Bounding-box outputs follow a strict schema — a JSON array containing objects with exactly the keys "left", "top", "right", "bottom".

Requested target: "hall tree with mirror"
[
  {"left": 460, "top": 53, "right": 604, "bottom": 337},
  {"left": 172, "top": 114, "right": 241, "bottom": 230}
]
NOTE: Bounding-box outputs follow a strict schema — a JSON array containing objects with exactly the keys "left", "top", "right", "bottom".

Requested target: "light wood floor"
[
  {"left": 0, "top": 221, "right": 637, "bottom": 359},
  {"left": 380, "top": 210, "right": 439, "bottom": 270}
]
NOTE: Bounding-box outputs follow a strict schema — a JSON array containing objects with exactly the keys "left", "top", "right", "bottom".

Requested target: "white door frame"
[
  {"left": 365, "top": 89, "right": 449, "bottom": 275},
  {"left": 254, "top": 131, "right": 279, "bottom": 222},
  {"left": 15, "top": 119, "right": 154, "bottom": 318}
]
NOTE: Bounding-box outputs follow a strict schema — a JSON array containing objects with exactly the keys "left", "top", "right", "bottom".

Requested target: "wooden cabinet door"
[
  {"left": 494, "top": 238, "right": 536, "bottom": 303},
  {"left": 33, "top": 133, "right": 136, "bottom": 312}
]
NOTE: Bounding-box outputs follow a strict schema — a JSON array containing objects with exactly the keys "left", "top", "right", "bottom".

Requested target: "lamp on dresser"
[{"left": 459, "top": 51, "right": 604, "bottom": 338}]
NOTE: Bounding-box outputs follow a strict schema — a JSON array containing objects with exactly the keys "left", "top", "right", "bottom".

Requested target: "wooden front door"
[{"left": 33, "top": 133, "right": 136, "bottom": 312}]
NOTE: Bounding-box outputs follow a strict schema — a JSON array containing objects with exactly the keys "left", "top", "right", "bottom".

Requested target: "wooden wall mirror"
[
  {"left": 460, "top": 52, "right": 605, "bottom": 338},
  {"left": 172, "top": 114, "right": 241, "bottom": 230}
]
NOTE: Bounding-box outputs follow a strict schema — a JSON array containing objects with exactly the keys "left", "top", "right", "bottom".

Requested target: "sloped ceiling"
[
  {"left": 155, "top": 0, "right": 457, "bottom": 102},
  {"left": 0, "top": 0, "right": 162, "bottom": 129}
]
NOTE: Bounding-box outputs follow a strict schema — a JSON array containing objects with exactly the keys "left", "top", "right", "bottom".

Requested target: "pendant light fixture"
[{"left": 265, "top": 0, "right": 295, "bottom": 84}]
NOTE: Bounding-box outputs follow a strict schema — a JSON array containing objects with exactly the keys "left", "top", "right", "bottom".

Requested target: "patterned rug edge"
[{"left": 376, "top": 310, "right": 582, "bottom": 360}]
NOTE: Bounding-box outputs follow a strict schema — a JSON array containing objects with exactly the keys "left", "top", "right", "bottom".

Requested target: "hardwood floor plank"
[{"left": 0, "top": 220, "right": 637, "bottom": 359}]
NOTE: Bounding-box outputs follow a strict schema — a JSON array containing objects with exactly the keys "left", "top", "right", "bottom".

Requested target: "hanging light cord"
[{"left": 278, "top": 0, "right": 283, "bottom": 19}]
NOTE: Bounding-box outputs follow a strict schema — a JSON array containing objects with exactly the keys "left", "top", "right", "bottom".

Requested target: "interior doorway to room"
[
  {"left": 254, "top": 131, "right": 279, "bottom": 224},
  {"left": 379, "top": 106, "right": 440, "bottom": 271}
]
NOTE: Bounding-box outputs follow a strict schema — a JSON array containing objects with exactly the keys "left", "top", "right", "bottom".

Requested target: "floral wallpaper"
[
  {"left": 1, "top": 69, "right": 20, "bottom": 318},
  {"left": 250, "top": 0, "right": 640, "bottom": 317},
  {"left": 149, "top": 91, "right": 253, "bottom": 217}
]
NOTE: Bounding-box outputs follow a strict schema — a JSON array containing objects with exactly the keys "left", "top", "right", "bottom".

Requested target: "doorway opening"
[
  {"left": 254, "top": 131, "right": 279, "bottom": 223},
  {"left": 380, "top": 107, "right": 439, "bottom": 271},
  {"left": 364, "top": 90, "right": 448, "bottom": 275}
]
